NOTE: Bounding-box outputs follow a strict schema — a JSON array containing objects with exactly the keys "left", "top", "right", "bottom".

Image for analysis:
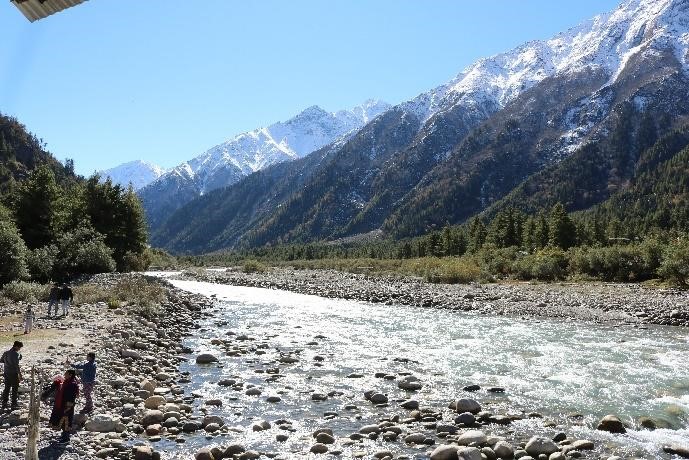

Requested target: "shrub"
[
  {"left": 569, "top": 245, "right": 647, "bottom": 281},
  {"left": 475, "top": 245, "right": 520, "bottom": 278},
  {"left": 243, "top": 259, "right": 268, "bottom": 273},
  {"left": 120, "top": 250, "right": 151, "bottom": 272},
  {"left": 417, "top": 258, "right": 482, "bottom": 284},
  {"left": 514, "top": 248, "right": 568, "bottom": 281},
  {"left": 146, "top": 248, "right": 178, "bottom": 269},
  {"left": 0, "top": 220, "right": 29, "bottom": 286},
  {"left": 54, "top": 227, "right": 116, "bottom": 278},
  {"left": 658, "top": 238, "right": 689, "bottom": 287},
  {"left": 26, "top": 245, "right": 59, "bottom": 283},
  {"left": 2, "top": 281, "right": 49, "bottom": 302}
]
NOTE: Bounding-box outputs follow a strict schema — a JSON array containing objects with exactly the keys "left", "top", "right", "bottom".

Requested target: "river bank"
[
  {"left": 179, "top": 267, "right": 689, "bottom": 328},
  {"left": 0, "top": 273, "right": 210, "bottom": 460}
]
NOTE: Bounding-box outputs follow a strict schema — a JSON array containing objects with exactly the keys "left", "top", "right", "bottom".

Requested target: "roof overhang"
[{"left": 11, "top": 0, "right": 87, "bottom": 22}]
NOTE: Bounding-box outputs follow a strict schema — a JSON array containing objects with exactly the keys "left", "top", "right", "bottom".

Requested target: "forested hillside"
[{"left": 0, "top": 113, "right": 149, "bottom": 286}]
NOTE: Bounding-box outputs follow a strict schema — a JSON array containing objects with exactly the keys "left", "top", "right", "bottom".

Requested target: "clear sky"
[{"left": 0, "top": 0, "right": 620, "bottom": 175}]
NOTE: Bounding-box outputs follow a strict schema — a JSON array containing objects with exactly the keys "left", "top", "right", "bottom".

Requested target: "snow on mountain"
[
  {"left": 159, "top": 99, "right": 390, "bottom": 194},
  {"left": 99, "top": 160, "right": 166, "bottom": 190},
  {"left": 401, "top": 0, "right": 689, "bottom": 124}
]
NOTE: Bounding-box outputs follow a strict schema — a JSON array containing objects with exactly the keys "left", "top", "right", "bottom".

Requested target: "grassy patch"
[{"left": 76, "top": 277, "right": 166, "bottom": 319}]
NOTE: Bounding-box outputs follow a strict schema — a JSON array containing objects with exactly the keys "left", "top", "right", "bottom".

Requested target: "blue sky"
[{"left": 1, "top": 0, "right": 620, "bottom": 175}]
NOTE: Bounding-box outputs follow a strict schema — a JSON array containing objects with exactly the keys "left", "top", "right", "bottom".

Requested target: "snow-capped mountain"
[
  {"left": 402, "top": 0, "right": 689, "bottom": 131},
  {"left": 139, "top": 99, "right": 390, "bottom": 229},
  {"left": 98, "top": 160, "right": 166, "bottom": 190},
  {"left": 150, "top": 0, "right": 689, "bottom": 253},
  {"left": 168, "top": 99, "right": 390, "bottom": 194}
]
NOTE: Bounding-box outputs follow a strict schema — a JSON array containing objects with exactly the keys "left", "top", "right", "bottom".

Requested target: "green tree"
[
  {"left": 467, "top": 217, "right": 487, "bottom": 253},
  {"left": 548, "top": 203, "right": 576, "bottom": 250},
  {"left": 13, "top": 165, "right": 62, "bottom": 248},
  {"left": 0, "top": 220, "right": 28, "bottom": 286}
]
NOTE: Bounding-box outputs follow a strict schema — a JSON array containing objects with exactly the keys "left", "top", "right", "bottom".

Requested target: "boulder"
[
  {"left": 404, "top": 433, "right": 426, "bottom": 444},
  {"left": 315, "top": 433, "right": 335, "bottom": 444},
  {"left": 525, "top": 436, "right": 559, "bottom": 456},
  {"left": 140, "top": 410, "right": 164, "bottom": 427},
  {"left": 144, "top": 396, "right": 167, "bottom": 409},
  {"left": 196, "top": 353, "right": 218, "bottom": 364},
  {"left": 457, "top": 430, "right": 487, "bottom": 446},
  {"left": 664, "top": 444, "right": 689, "bottom": 458},
  {"left": 202, "top": 415, "right": 225, "bottom": 427},
  {"left": 224, "top": 444, "right": 246, "bottom": 457},
  {"left": 310, "top": 443, "right": 328, "bottom": 454},
  {"left": 85, "top": 414, "right": 122, "bottom": 433},
  {"left": 370, "top": 393, "right": 388, "bottom": 404},
  {"left": 455, "top": 412, "right": 475, "bottom": 426},
  {"left": 430, "top": 445, "right": 459, "bottom": 460},
  {"left": 493, "top": 441, "right": 514, "bottom": 459},
  {"left": 132, "top": 446, "right": 154, "bottom": 460},
  {"left": 455, "top": 399, "right": 481, "bottom": 414},
  {"left": 400, "top": 399, "right": 419, "bottom": 410},
  {"left": 120, "top": 349, "right": 141, "bottom": 359},
  {"left": 397, "top": 376, "right": 423, "bottom": 391},
  {"left": 457, "top": 447, "right": 483, "bottom": 460},
  {"left": 195, "top": 448, "right": 214, "bottom": 460},
  {"left": 597, "top": 415, "right": 626, "bottom": 434}
]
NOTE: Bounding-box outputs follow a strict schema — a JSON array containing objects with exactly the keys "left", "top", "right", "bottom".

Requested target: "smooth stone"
[
  {"left": 525, "top": 436, "right": 559, "bottom": 456},
  {"left": 195, "top": 354, "right": 218, "bottom": 364},
  {"left": 455, "top": 399, "right": 481, "bottom": 414},
  {"left": 597, "top": 415, "right": 626, "bottom": 434},
  {"left": 457, "top": 430, "right": 487, "bottom": 446},
  {"left": 493, "top": 441, "right": 514, "bottom": 459}
]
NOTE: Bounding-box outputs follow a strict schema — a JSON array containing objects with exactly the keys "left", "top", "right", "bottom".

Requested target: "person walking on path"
[
  {"left": 68, "top": 352, "right": 96, "bottom": 414},
  {"left": 47, "top": 283, "right": 60, "bottom": 316},
  {"left": 1, "top": 341, "right": 23, "bottom": 411},
  {"left": 48, "top": 369, "right": 79, "bottom": 443},
  {"left": 60, "top": 284, "right": 73, "bottom": 317},
  {"left": 23, "top": 305, "right": 36, "bottom": 334}
]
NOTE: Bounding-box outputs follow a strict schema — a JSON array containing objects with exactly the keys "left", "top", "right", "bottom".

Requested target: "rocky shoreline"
[
  {"left": 1, "top": 270, "right": 687, "bottom": 460},
  {"left": 0, "top": 273, "right": 211, "bottom": 460},
  {"left": 180, "top": 267, "right": 689, "bottom": 328}
]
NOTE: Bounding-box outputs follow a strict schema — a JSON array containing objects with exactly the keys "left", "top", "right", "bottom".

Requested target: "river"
[{"left": 155, "top": 276, "right": 689, "bottom": 459}]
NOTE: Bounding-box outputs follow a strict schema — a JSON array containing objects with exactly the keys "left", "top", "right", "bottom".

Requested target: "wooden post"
[{"left": 25, "top": 367, "right": 39, "bottom": 460}]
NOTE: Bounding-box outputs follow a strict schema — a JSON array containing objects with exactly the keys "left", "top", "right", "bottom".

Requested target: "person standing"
[
  {"left": 23, "top": 306, "right": 36, "bottom": 334},
  {"left": 47, "top": 283, "right": 60, "bottom": 316},
  {"left": 60, "top": 284, "right": 73, "bottom": 317},
  {"left": 68, "top": 352, "right": 96, "bottom": 413},
  {"left": 1, "top": 341, "right": 23, "bottom": 411},
  {"left": 49, "top": 369, "right": 79, "bottom": 443}
]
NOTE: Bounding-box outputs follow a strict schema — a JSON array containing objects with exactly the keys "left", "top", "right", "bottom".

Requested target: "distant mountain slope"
[
  {"left": 152, "top": 0, "right": 689, "bottom": 254},
  {"left": 139, "top": 99, "right": 390, "bottom": 230},
  {"left": 99, "top": 160, "right": 166, "bottom": 190}
]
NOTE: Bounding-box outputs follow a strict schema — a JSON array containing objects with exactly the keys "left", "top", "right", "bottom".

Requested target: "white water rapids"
[{"left": 155, "top": 276, "right": 689, "bottom": 459}]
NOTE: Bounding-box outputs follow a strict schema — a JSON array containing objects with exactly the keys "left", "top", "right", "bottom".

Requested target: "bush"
[
  {"left": 475, "top": 245, "right": 520, "bottom": 278},
  {"left": 0, "top": 220, "right": 29, "bottom": 286},
  {"left": 658, "top": 238, "right": 689, "bottom": 287},
  {"left": 54, "top": 227, "right": 116, "bottom": 278},
  {"left": 2, "top": 281, "right": 49, "bottom": 302},
  {"left": 120, "top": 250, "right": 151, "bottom": 272},
  {"left": 242, "top": 259, "right": 268, "bottom": 273},
  {"left": 514, "top": 248, "right": 568, "bottom": 281},
  {"left": 26, "top": 245, "right": 59, "bottom": 283},
  {"left": 568, "top": 245, "right": 647, "bottom": 281},
  {"left": 146, "top": 248, "right": 178, "bottom": 270},
  {"left": 416, "top": 258, "right": 482, "bottom": 284}
]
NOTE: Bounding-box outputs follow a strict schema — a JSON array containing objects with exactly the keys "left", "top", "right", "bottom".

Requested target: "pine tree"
[
  {"left": 14, "top": 166, "right": 62, "bottom": 249},
  {"left": 548, "top": 203, "right": 577, "bottom": 249}
]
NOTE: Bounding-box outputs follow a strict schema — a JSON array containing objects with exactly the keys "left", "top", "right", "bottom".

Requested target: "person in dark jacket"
[
  {"left": 49, "top": 369, "right": 79, "bottom": 443},
  {"left": 60, "top": 284, "right": 74, "bottom": 316},
  {"left": 1, "top": 341, "right": 23, "bottom": 411},
  {"left": 68, "top": 352, "right": 96, "bottom": 413},
  {"left": 48, "top": 283, "right": 60, "bottom": 316}
]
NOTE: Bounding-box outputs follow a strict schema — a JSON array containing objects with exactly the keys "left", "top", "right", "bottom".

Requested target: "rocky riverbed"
[
  {"left": 1, "top": 270, "right": 688, "bottom": 460},
  {"left": 179, "top": 267, "right": 689, "bottom": 327}
]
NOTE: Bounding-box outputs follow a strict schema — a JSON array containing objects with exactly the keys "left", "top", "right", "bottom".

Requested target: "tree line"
[{"left": 0, "top": 165, "right": 149, "bottom": 286}]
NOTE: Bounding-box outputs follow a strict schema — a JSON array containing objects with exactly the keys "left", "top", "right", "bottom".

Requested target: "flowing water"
[{"left": 155, "top": 276, "right": 689, "bottom": 459}]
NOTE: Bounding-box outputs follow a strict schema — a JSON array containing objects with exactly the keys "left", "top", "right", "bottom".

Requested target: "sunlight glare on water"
[{"left": 163, "top": 278, "right": 689, "bottom": 459}]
